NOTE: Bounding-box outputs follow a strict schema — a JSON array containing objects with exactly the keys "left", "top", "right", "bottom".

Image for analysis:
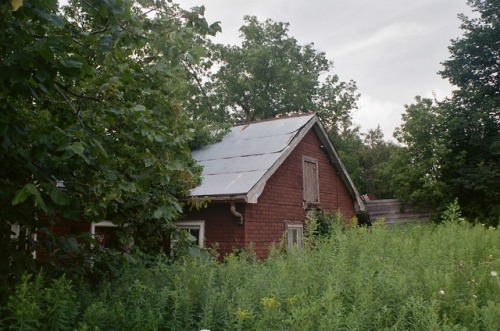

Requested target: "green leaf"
[
  {"left": 12, "top": 183, "right": 48, "bottom": 212},
  {"left": 33, "top": 8, "right": 64, "bottom": 27},
  {"left": 154, "top": 134, "right": 165, "bottom": 142},
  {"left": 100, "top": 35, "right": 114, "bottom": 52},
  {"left": 60, "top": 59, "right": 83, "bottom": 69},
  {"left": 63, "top": 237, "right": 79, "bottom": 251},
  {"left": 68, "top": 142, "right": 85, "bottom": 156},
  {"left": 186, "top": 45, "right": 207, "bottom": 64},
  {"left": 152, "top": 207, "right": 172, "bottom": 220},
  {"left": 12, "top": 183, "right": 37, "bottom": 205},
  {"left": 118, "top": 182, "right": 136, "bottom": 193},
  {"left": 143, "top": 157, "right": 154, "bottom": 167},
  {"left": 48, "top": 186, "right": 69, "bottom": 206},
  {"left": 131, "top": 105, "right": 146, "bottom": 112},
  {"left": 208, "top": 22, "right": 222, "bottom": 36}
]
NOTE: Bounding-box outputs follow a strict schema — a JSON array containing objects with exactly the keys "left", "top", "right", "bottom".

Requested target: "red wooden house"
[{"left": 180, "top": 113, "right": 364, "bottom": 259}]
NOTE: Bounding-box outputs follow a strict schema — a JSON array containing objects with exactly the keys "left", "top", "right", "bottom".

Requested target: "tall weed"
[
  {"left": 1, "top": 273, "right": 78, "bottom": 331},
  {"left": 3, "top": 220, "right": 500, "bottom": 330}
]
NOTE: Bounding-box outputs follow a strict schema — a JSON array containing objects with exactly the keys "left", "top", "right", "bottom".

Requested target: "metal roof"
[
  {"left": 190, "top": 114, "right": 315, "bottom": 202},
  {"left": 190, "top": 113, "right": 364, "bottom": 209}
]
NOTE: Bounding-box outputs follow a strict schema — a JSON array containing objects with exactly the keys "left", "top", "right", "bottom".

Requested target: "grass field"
[{"left": 3, "top": 218, "right": 500, "bottom": 330}]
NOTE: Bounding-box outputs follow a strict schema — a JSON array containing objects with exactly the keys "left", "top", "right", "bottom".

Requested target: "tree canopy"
[
  {"left": 438, "top": 0, "right": 500, "bottom": 222},
  {"left": 0, "top": 0, "right": 220, "bottom": 294},
  {"left": 387, "top": 97, "right": 448, "bottom": 204},
  {"left": 386, "top": 0, "right": 500, "bottom": 223},
  {"left": 192, "top": 16, "right": 359, "bottom": 131}
]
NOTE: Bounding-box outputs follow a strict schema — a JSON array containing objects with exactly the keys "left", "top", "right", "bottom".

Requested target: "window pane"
[
  {"left": 174, "top": 221, "right": 205, "bottom": 247},
  {"left": 184, "top": 228, "right": 200, "bottom": 246},
  {"left": 286, "top": 225, "right": 303, "bottom": 248},
  {"left": 291, "top": 229, "right": 299, "bottom": 244}
]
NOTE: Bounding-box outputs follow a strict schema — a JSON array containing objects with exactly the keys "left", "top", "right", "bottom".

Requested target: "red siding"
[
  {"left": 36, "top": 217, "right": 91, "bottom": 261},
  {"left": 244, "top": 129, "right": 355, "bottom": 258},
  {"left": 183, "top": 202, "right": 245, "bottom": 258},
  {"left": 49, "top": 218, "right": 90, "bottom": 237},
  {"left": 184, "top": 128, "right": 356, "bottom": 259}
]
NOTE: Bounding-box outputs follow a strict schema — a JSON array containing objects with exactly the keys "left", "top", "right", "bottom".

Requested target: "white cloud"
[
  {"left": 334, "top": 22, "right": 432, "bottom": 60},
  {"left": 354, "top": 85, "right": 457, "bottom": 142},
  {"left": 353, "top": 95, "right": 404, "bottom": 141}
]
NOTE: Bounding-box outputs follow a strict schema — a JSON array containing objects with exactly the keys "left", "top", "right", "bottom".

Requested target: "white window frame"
[
  {"left": 302, "top": 156, "right": 320, "bottom": 204},
  {"left": 174, "top": 220, "right": 205, "bottom": 247},
  {"left": 10, "top": 224, "right": 37, "bottom": 259},
  {"left": 10, "top": 224, "right": 21, "bottom": 240},
  {"left": 285, "top": 222, "right": 303, "bottom": 249}
]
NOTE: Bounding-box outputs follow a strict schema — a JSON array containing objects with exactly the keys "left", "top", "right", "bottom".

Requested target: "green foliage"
[
  {"left": 388, "top": 0, "right": 499, "bottom": 224},
  {"left": 192, "top": 16, "right": 359, "bottom": 130},
  {"left": 388, "top": 97, "right": 448, "bottom": 204},
  {"left": 331, "top": 125, "right": 399, "bottom": 197},
  {"left": 305, "top": 208, "right": 346, "bottom": 238},
  {"left": 1, "top": 273, "right": 78, "bottom": 330},
  {"left": 388, "top": 94, "right": 497, "bottom": 225},
  {"left": 359, "top": 126, "right": 400, "bottom": 198},
  {"left": 5, "top": 222, "right": 500, "bottom": 330},
  {"left": 441, "top": 198, "right": 465, "bottom": 223},
  {"left": 440, "top": 0, "right": 500, "bottom": 100},
  {"left": 0, "top": 0, "right": 222, "bottom": 299},
  {"left": 329, "top": 127, "right": 366, "bottom": 192}
]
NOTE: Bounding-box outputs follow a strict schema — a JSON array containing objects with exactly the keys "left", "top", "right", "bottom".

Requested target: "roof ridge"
[{"left": 234, "top": 112, "right": 316, "bottom": 127}]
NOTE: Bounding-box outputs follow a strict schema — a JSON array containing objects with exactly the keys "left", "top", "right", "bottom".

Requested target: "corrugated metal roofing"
[{"left": 190, "top": 114, "right": 315, "bottom": 199}]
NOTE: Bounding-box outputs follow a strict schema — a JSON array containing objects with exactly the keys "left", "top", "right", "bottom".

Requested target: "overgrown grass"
[{"left": 2, "top": 220, "right": 500, "bottom": 330}]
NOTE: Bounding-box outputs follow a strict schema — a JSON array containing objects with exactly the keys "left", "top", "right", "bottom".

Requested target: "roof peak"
[{"left": 235, "top": 112, "right": 316, "bottom": 127}]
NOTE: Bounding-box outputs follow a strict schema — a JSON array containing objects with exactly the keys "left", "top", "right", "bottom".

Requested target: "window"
[
  {"left": 10, "top": 224, "right": 37, "bottom": 258},
  {"left": 303, "top": 156, "right": 319, "bottom": 204},
  {"left": 91, "top": 221, "right": 131, "bottom": 250},
  {"left": 10, "top": 224, "right": 21, "bottom": 239},
  {"left": 174, "top": 220, "right": 205, "bottom": 247},
  {"left": 285, "top": 223, "right": 303, "bottom": 248}
]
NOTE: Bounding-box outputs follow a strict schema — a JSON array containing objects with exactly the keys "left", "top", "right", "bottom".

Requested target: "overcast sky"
[{"left": 177, "top": 0, "right": 474, "bottom": 139}]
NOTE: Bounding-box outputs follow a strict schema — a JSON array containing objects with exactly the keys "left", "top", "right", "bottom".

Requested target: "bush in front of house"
[{"left": 2, "top": 212, "right": 500, "bottom": 330}]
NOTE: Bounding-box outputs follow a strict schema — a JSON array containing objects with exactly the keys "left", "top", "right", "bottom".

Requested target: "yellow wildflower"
[
  {"left": 236, "top": 307, "right": 252, "bottom": 320},
  {"left": 286, "top": 297, "right": 299, "bottom": 305},
  {"left": 261, "top": 296, "right": 279, "bottom": 310}
]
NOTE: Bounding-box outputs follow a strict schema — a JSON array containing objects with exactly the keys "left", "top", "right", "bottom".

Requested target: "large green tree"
[
  {"left": 192, "top": 16, "right": 359, "bottom": 130},
  {"left": 386, "top": 97, "right": 448, "bottom": 204},
  {"left": 190, "top": 15, "right": 399, "bottom": 199},
  {"left": 331, "top": 125, "right": 399, "bottom": 198},
  {"left": 386, "top": 0, "right": 499, "bottom": 223},
  {"left": 359, "top": 126, "right": 400, "bottom": 198},
  {"left": 438, "top": 0, "right": 500, "bottom": 221},
  {"left": 0, "top": 0, "right": 219, "bottom": 296}
]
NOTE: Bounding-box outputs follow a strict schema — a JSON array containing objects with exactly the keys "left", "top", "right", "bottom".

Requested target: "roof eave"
[
  {"left": 190, "top": 194, "right": 249, "bottom": 203},
  {"left": 311, "top": 121, "right": 365, "bottom": 211},
  {"left": 245, "top": 114, "right": 318, "bottom": 203}
]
